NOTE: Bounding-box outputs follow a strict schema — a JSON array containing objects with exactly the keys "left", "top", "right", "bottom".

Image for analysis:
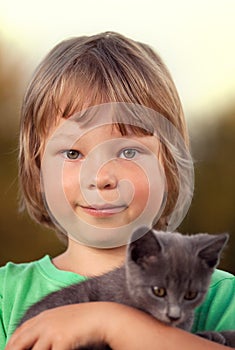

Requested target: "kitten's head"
[{"left": 125, "top": 227, "right": 228, "bottom": 329}]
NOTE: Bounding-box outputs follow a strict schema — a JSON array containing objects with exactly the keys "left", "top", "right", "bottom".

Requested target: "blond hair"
[{"left": 19, "top": 31, "right": 190, "bottom": 242}]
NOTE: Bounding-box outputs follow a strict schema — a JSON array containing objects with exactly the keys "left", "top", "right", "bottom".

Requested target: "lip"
[{"left": 79, "top": 204, "right": 127, "bottom": 217}]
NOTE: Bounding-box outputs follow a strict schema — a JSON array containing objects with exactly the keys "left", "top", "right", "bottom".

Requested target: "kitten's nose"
[
  {"left": 167, "top": 314, "right": 181, "bottom": 322},
  {"left": 167, "top": 306, "right": 181, "bottom": 321}
]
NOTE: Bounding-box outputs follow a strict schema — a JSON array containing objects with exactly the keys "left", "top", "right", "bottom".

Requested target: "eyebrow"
[
  {"left": 50, "top": 133, "right": 80, "bottom": 141},
  {"left": 48, "top": 118, "right": 84, "bottom": 142}
]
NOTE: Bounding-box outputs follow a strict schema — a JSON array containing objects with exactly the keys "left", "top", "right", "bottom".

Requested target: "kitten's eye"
[
  {"left": 119, "top": 148, "right": 139, "bottom": 159},
  {"left": 152, "top": 286, "right": 166, "bottom": 297},
  {"left": 184, "top": 291, "right": 198, "bottom": 300},
  {"left": 62, "top": 150, "right": 82, "bottom": 160}
]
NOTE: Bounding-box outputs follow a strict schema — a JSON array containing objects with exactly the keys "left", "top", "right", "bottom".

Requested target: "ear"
[
  {"left": 128, "top": 227, "right": 163, "bottom": 268},
  {"left": 198, "top": 233, "right": 229, "bottom": 268}
]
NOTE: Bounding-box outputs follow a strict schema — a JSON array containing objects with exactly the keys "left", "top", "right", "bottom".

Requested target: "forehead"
[
  {"left": 50, "top": 102, "right": 157, "bottom": 135},
  {"left": 47, "top": 118, "right": 160, "bottom": 154}
]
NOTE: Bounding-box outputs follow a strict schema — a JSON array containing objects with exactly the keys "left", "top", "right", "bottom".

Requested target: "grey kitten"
[{"left": 19, "top": 228, "right": 234, "bottom": 349}]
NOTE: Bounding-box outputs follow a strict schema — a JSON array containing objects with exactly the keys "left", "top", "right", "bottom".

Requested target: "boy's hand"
[
  {"left": 6, "top": 302, "right": 109, "bottom": 350},
  {"left": 6, "top": 301, "right": 232, "bottom": 350}
]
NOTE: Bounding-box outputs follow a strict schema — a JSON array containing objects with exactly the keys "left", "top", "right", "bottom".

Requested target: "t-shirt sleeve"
[
  {"left": 0, "top": 285, "right": 7, "bottom": 349},
  {"left": 0, "top": 256, "right": 84, "bottom": 349},
  {"left": 192, "top": 270, "right": 235, "bottom": 333}
]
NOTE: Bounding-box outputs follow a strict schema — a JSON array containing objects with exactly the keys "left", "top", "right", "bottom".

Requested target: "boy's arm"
[
  {"left": 107, "top": 303, "right": 232, "bottom": 350},
  {"left": 6, "top": 302, "right": 233, "bottom": 350}
]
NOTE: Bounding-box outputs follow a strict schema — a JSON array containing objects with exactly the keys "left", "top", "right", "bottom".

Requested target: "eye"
[
  {"left": 62, "top": 150, "right": 82, "bottom": 160},
  {"left": 152, "top": 286, "right": 167, "bottom": 297},
  {"left": 184, "top": 291, "right": 198, "bottom": 300},
  {"left": 119, "top": 148, "right": 139, "bottom": 159}
]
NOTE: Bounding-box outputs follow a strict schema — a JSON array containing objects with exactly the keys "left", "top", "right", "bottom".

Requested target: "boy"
[{"left": 2, "top": 32, "right": 235, "bottom": 349}]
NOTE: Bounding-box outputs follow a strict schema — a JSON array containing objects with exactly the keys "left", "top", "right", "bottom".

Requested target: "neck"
[{"left": 52, "top": 238, "right": 127, "bottom": 277}]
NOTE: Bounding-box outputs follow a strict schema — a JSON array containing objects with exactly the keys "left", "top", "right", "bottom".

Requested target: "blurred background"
[{"left": 0, "top": 0, "right": 234, "bottom": 273}]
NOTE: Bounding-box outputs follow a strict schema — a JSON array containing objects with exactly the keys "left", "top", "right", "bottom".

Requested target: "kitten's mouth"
[
  {"left": 160, "top": 318, "right": 182, "bottom": 327},
  {"left": 169, "top": 319, "right": 182, "bottom": 326},
  {"left": 156, "top": 315, "right": 183, "bottom": 327}
]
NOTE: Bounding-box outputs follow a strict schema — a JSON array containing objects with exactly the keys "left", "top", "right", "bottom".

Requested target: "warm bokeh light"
[{"left": 0, "top": 0, "right": 235, "bottom": 121}]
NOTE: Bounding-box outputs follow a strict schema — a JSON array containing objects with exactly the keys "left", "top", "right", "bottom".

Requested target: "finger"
[
  {"left": 6, "top": 323, "right": 39, "bottom": 350},
  {"left": 6, "top": 335, "right": 37, "bottom": 350},
  {"left": 51, "top": 337, "right": 77, "bottom": 350},
  {"left": 30, "top": 338, "right": 51, "bottom": 350}
]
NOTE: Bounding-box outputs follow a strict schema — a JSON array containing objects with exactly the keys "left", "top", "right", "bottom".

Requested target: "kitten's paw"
[
  {"left": 197, "top": 331, "right": 227, "bottom": 344},
  {"left": 197, "top": 330, "right": 235, "bottom": 347}
]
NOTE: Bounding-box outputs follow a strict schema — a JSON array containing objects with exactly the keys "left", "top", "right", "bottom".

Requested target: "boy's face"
[{"left": 41, "top": 105, "right": 166, "bottom": 248}]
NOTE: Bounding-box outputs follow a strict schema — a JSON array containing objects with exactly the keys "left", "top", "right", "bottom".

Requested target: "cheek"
[
  {"left": 120, "top": 163, "right": 150, "bottom": 212},
  {"left": 41, "top": 156, "right": 79, "bottom": 218},
  {"left": 62, "top": 163, "right": 81, "bottom": 203},
  {"left": 130, "top": 170, "right": 149, "bottom": 207},
  {"left": 124, "top": 160, "right": 166, "bottom": 220}
]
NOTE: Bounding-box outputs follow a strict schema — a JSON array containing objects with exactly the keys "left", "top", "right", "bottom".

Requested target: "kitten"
[{"left": 19, "top": 228, "right": 234, "bottom": 349}]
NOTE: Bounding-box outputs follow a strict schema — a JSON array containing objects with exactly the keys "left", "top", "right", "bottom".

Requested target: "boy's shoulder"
[
  {"left": 208, "top": 268, "right": 235, "bottom": 308},
  {"left": 0, "top": 255, "right": 46, "bottom": 274},
  {"left": 210, "top": 268, "right": 234, "bottom": 285},
  {"left": 209, "top": 268, "right": 235, "bottom": 299},
  {"left": 0, "top": 256, "right": 85, "bottom": 344},
  {"left": 192, "top": 269, "right": 235, "bottom": 333},
  {"left": 205, "top": 268, "right": 234, "bottom": 305},
  {"left": 0, "top": 256, "right": 52, "bottom": 288},
  {"left": 0, "top": 255, "right": 84, "bottom": 291}
]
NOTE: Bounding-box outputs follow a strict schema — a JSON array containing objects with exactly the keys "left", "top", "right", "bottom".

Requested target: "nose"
[
  {"left": 167, "top": 314, "right": 181, "bottom": 322},
  {"left": 88, "top": 162, "right": 118, "bottom": 190},
  {"left": 167, "top": 306, "right": 181, "bottom": 322}
]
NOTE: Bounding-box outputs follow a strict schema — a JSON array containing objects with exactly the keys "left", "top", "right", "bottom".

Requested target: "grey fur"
[{"left": 19, "top": 228, "right": 234, "bottom": 349}]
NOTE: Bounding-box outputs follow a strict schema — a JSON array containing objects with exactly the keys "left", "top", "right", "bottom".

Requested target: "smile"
[{"left": 79, "top": 205, "right": 127, "bottom": 217}]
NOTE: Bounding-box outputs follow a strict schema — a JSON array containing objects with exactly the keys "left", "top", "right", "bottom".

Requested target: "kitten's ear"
[
  {"left": 128, "top": 227, "right": 163, "bottom": 268},
  {"left": 197, "top": 233, "right": 229, "bottom": 268}
]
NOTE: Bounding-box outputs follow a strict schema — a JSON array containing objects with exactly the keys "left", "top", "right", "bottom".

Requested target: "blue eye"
[
  {"left": 120, "top": 148, "right": 139, "bottom": 159},
  {"left": 62, "top": 150, "right": 82, "bottom": 160}
]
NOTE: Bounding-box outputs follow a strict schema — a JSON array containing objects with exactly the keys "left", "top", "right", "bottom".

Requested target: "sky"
[{"left": 0, "top": 0, "right": 235, "bottom": 123}]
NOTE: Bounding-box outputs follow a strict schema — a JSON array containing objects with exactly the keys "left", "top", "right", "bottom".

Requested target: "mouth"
[{"left": 79, "top": 204, "right": 127, "bottom": 217}]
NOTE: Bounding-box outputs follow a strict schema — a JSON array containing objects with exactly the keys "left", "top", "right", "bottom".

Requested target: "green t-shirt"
[{"left": 0, "top": 256, "right": 234, "bottom": 349}]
